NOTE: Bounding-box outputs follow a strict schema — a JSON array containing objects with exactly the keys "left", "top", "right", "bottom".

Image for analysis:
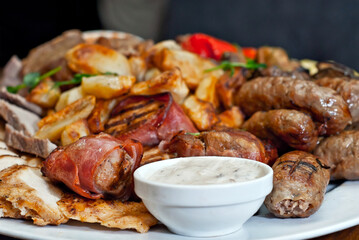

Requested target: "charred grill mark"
[
  {"left": 106, "top": 109, "right": 158, "bottom": 129},
  {"left": 106, "top": 101, "right": 164, "bottom": 131},
  {"left": 289, "top": 158, "right": 301, "bottom": 175},
  {"left": 278, "top": 159, "right": 318, "bottom": 176},
  {"left": 316, "top": 158, "right": 331, "bottom": 169},
  {"left": 115, "top": 99, "right": 155, "bottom": 115}
]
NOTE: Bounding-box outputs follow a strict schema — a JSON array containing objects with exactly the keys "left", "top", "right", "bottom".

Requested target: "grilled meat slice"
[
  {"left": 314, "top": 130, "right": 359, "bottom": 180},
  {"left": 236, "top": 77, "right": 352, "bottom": 135},
  {"left": 4, "top": 124, "right": 56, "bottom": 158},
  {"left": 58, "top": 194, "right": 158, "bottom": 233},
  {"left": 0, "top": 99, "right": 40, "bottom": 136},
  {"left": 315, "top": 77, "right": 359, "bottom": 123},
  {"left": 106, "top": 92, "right": 197, "bottom": 146},
  {"left": 0, "top": 165, "right": 68, "bottom": 225},
  {"left": 264, "top": 151, "right": 330, "bottom": 218},
  {"left": 242, "top": 109, "right": 318, "bottom": 151}
]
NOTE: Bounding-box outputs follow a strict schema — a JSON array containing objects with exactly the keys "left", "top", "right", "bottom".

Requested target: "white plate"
[{"left": 0, "top": 181, "right": 358, "bottom": 240}]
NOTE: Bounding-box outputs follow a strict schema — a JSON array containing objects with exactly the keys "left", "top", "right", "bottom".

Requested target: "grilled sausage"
[
  {"left": 264, "top": 151, "right": 330, "bottom": 218},
  {"left": 236, "top": 77, "right": 352, "bottom": 135},
  {"left": 315, "top": 77, "right": 359, "bottom": 123},
  {"left": 164, "top": 128, "right": 270, "bottom": 164},
  {"left": 314, "top": 130, "right": 359, "bottom": 180},
  {"left": 242, "top": 109, "right": 318, "bottom": 151}
]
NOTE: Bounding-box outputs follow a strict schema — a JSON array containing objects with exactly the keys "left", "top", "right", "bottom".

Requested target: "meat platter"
[{"left": 0, "top": 30, "right": 358, "bottom": 239}]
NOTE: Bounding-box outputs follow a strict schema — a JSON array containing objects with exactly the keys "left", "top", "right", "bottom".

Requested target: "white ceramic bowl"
[{"left": 134, "top": 156, "right": 273, "bottom": 237}]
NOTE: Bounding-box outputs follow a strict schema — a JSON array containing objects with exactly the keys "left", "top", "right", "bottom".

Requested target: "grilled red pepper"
[
  {"left": 242, "top": 47, "right": 257, "bottom": 60},
  {"left": 181, "top": 33, "right": 237, "bottom": 61}
]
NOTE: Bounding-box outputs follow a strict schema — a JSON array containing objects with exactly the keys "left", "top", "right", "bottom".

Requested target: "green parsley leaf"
[
  {"left": 186, "top": 132, "right": 201, "bottom": 136},
  {"left": 6, "top": 66, "right": 62, "bottom": 93},
  {"left": 204, "top": 60, "right": 266, "bottom": 76},
  {"left": 52, "top": 73, "right": 95, "bottom": 88}
]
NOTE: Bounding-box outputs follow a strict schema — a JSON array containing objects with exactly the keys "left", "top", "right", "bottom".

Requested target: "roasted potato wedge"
[
  {"left": 152, "top": 48, "right": 222, "bottom": 89},
  {"left": 195, "top": 74, "right": 219, "bottom": 108},
  {"left": 55, "top": 86, "right": 85, "bottom": 112},
  {"left": 36, "top": 96, "right": 96, "bottom": 141},
  {"left": 144, "top": 68, "right": 161, "bottom": 81},
  {"left": 82, "top": 75, "right": 135, "bottom": 99},
  {"left": 217, "top": 106, "right": 245, "bottom": 129},
  {"left": 27, "top": 79, "right": 60, "bottom": 108},
  {"left": 129, "top": 56, "right": 147, "bottom": 81},
  {"left": 182, "top": 95, "right": 219, "bottom": 131},
  {"left": 130, "top": 68, "right": 189, "bottom": 103},
  {"left": 87, "top": 99, "right": 118, "bottom": 133},
  {"left": 66, "top": 43, "right": 132, "bottom": 76},
  {"left": 61, "top": 119, "right": 90, "bottom": 146}
]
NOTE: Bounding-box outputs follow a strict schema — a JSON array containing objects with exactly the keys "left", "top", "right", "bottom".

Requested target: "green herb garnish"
[
  {"left": 204, "top": 59, "right": 266, "bottom": 76},
  {"left": 186, "top": 132, "right": 201, "bottom": 136},
  {"left": 52, "top": 73, "right": 94, "bottom": 88},
  {"left": 7, "top": 66, "right": 62, "bottom": 93}
]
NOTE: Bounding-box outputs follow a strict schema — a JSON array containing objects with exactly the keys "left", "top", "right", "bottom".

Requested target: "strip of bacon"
[
  {"left": 106, "top": 92, "right": 197, "bottom": 146},
  {"left": 42, "top": 133, "right": 143, "bottom": 200}
]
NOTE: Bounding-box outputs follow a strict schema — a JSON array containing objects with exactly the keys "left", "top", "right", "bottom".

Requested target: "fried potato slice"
[
  {"left": 87, "top": 98, "right": 118, "bottom": 134},
  {"left": 152, "top": 48, "right": 221, "bottom": 89},
  {"left": 66, "top": 43, "right": 132, "bottom": 76},
  {"left": 182, "top": 95, "right": 219, "bottom": 131},
  {"left": 58, "top": 194, "right": 158, "bottom": 233},
  {"left": 55, "top": 86, "right": 85, "bottom": 112},
  {"left": 36, "top": 96, "right": 96, "bottom": 141},
  {"left": 61, "top": 119, "right": 90, "bottom": 146},
  {"left": 129, "top": 56, "right": 147, "bottom": 81},
  {"left": 27, "top": 79, "right": 61, "bottom": 108},
  {"left": 195, "top": 74, "right": 219, "bottom": 108},
  {"left": 82, "top": 75, "right": 135, "bottom": 99},
  {"left": 0, "top": 165, "right": 68, "bottom": 225},
  {"left": 144, "top": 68, "right": 161, "bottom": 81},
  {"left": 130, "top": 68, "right": 189, "bottom": 103},
  {"left": 216, "top": 106, "right": 245, "bottom": 129}
]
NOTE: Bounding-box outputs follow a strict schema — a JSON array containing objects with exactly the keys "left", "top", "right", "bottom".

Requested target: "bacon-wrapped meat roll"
[
  {"left": 264, "top": 151, "right": 330, "bottom": 218},
  {"left": 236, "top": 77, "right": 352, "bottom": 135},
  {"left": 42, "top": 133, "right": 143, "bottom": 200},
  {"left": 106, "top": 92, "right": 197, "bottom": 146}
]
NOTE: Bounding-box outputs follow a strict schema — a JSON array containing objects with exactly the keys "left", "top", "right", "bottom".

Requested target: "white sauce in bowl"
[{"left": 148, "top": 158, "right": 266, "bottom": 185}]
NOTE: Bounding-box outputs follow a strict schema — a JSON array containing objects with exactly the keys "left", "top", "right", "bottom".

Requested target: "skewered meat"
[
  {"left": 236, "top": 77, "right": 352, "bottom": 135},
  {"left": 106, "top": 92, "right": 197, "bottom": 146},
  {"left": 315, "top": 77, "right": 359, "bottom": 123},
  {"left": 242, "top": 109, "right": 318, "bottom": 151},
  {"left": 265, "top": 151, "right": 330, "bottom": 218},
  {"left": 314, "top": 130, "right": 359, "bottom": 180},
  {"left": 163, "top": 128, "right": 270, "bottom": 164},
  {"left": 42, "top": 133, "right": 143, "bottom": 200}
]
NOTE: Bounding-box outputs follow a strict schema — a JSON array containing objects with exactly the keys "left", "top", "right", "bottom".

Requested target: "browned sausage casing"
[
  {"left": 242, "top": 109, "right": 318, "bottom": 151},
  {"left": 236, "top": 77, "right": 352, "bottom": 135},
  {"left": 163, "top": 128, "right": 270, "bottom": 164},
  {"left": 264, "top": 151, "right": 330, "bottom": 218},
  {"left": 314, "top": 130, "right": 359, "bottom": 180},
  {"left": 315, "top": 77, "right": 359, "bottom": 123}
]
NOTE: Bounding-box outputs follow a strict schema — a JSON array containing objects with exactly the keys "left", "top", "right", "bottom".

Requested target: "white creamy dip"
[{"left": 148, "top": 158, "right": 266, "bottom": 185}]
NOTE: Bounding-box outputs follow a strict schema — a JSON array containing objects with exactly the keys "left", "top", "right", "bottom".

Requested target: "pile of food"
[{"left": 0, "top": 29, "right": 358, "bottom": 233}]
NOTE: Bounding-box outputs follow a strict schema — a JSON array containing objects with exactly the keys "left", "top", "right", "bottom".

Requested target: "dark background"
[{"left": 1, "top": 0, "right": 358, "bottom": 69}]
